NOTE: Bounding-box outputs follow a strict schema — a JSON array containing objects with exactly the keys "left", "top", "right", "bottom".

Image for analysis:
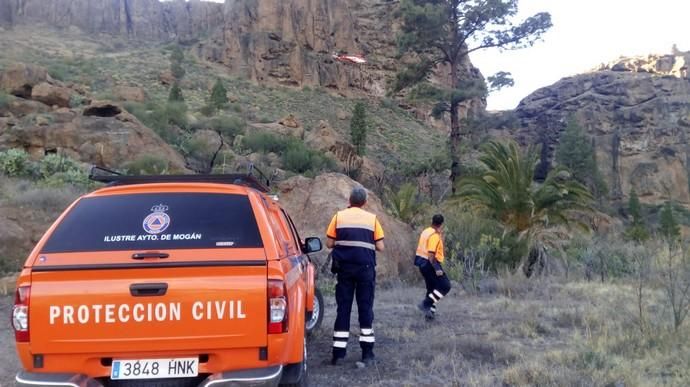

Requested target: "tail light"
[
  {"left": 12, "top": 285, "right": 31, "bottom": 342},
  {"left": 268, "top": 280, "right": 288, "bottom": 334}
]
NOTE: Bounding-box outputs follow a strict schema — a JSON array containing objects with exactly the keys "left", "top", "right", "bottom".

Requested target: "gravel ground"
[{"left": 0, "top": 296, "right": 18, "bottom": 387}]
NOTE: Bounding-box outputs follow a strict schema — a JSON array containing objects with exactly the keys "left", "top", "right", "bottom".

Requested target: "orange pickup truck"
[{"left": 12, "top": 168, "right": 323, "bottom": 387}]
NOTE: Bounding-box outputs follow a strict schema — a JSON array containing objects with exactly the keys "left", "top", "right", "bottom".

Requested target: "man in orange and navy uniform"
[
  {"left": 415, "top": 214, "right": 451, "bottom": 320},
  {"left": 326, "top": 186, "right": 384, "bottom": 366}
]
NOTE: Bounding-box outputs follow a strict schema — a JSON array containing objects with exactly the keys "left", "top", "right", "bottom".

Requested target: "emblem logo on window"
[{"left": 143, "top": 204, "right": 171, "bottom": 235}]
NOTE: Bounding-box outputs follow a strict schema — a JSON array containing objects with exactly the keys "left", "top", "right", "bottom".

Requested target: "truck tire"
[
  {"left": 305, "top": 287, "right": 324, "bottom": 336},
  {"left": 280, "top": 337, "right": 309, "bottom": 387}
]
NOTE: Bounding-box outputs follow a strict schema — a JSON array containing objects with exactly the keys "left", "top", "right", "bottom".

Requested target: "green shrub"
[
  {"left": 166, "top": 102, "right": 188, "bottom": 129},
  {"left": 282, "top": 143, "right": 335, "bottom": 174},
  {"left": 123, "top": 155, "right": 169, "bottom": 175},
  {"left": 123, "top": 101, "right": 187, "bottom": 144},
  {"left": 241, "top": 132, "right": 334, "bottom": 174},
  {"left": 242, "top": 132, "right": 291, "bottom": 154},
  {"left": 209, "top": 79, "right": 228, "bottom": 111},
  {"left": 42, "top": 169, "right": 92, "bottom": 189},
  {"left": 47, "top": 62, "right": 74, "bottom": 82},
  {"left": 37, "top": 154, "right": 82, "bottom": 179},
  {"left": 0, "top": 149, "right": 33, "bottom": 177},
  {"left": 0, "top": 91, "right": 10, "bottom": 109},
  {"left": 168, "top": 83, "right": 184, "bottom": 102},
  {"left": 208, "top": 115, "right": 245, "bottom": 138},
  {"left": 69, "top": 94, "right": 87, "bottom": 108}
]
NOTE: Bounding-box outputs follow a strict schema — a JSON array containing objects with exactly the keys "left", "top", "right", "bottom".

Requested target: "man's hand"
[{"left": 435, "top": 270, "right": 444, "bottom": 277}]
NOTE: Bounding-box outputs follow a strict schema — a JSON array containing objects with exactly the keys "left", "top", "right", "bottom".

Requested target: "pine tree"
[
  {"left": 168, "top": 82, "right": 184, "bottom": 102},
  {"left": 556, "top": 118, "right": 607, "bottom": 198},
  {"left": 626, "top": 188, "right": 650, "bottom": 242},
  {"left": 170, "top": 46, "right": 184, "bottom": 64},
  {"left": 394, "top": 0, "right": 552, "bottom": 187},
  {"left": 629, "top": 189, "right": 642, "bottom": 223},
  {"left": 209, "top": 79, "right": 228, "bottom": 112},
  {"left": 171, "top": 61, "right": 186, "bottom": 81},
  {"left": 350, "top": 102, "right": 367, "bottom": 156},
  {"left": 659, "top": 201, "right": 680, "bottom": 242},
  {"left": 170, "top": 46, "right": 186, "bottom": 81}
]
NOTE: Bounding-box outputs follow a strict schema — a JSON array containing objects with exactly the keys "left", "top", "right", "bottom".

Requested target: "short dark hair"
[
  {"left": 349, "top": 187, "right": 367, "bottom": 207},
  {"left": 432, "top": 214, "right": 444, "bottom": 226}
]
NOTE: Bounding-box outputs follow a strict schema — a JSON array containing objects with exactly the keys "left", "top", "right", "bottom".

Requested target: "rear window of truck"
[{"left": 41, "top": 193, "right": 263, "bottom": 253}]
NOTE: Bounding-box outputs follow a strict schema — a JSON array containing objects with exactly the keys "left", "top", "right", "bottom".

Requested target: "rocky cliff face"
[
  {"left": 196, "top": 0, "right": 483, "bottom": 101},
  {"left": 0, "top": 0, "right": 224, "bottom": 41},
  {"left": 512, "top": 53, "right": 690, "bottom": 205}
]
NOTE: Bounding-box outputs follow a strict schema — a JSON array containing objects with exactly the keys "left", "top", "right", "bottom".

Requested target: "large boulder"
[
  {"left": 0, "top": 101, "right": 188, "bottom": 171},
  {"left": 277, "top": 173, "right": 415, "bottom": 279},
  {"left": 0, "top": 63, "right": 48, "bottom": 97},
  {"left": 0, "top": 96, "right": 49, "bottom": 117},
  {"left": 31, "top": 82, "right": 73, "bottom": 108}
]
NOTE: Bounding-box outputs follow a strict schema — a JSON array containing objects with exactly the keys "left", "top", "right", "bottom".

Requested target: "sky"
[{"left": 470, "top": 0, "right": 690, "bottom": 111}]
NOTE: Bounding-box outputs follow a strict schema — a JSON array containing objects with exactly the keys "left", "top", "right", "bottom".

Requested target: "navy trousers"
[
  {"left": 332, "top": 263, "right": 376, "bottom": 360},
  {"left": 416, "top": 257, "right": 451, "bottom": 313}
]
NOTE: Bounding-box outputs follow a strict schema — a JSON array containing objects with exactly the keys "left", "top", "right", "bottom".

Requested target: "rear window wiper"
[{"left": 132, "top": 252, "right": 170, "bottom": 260}]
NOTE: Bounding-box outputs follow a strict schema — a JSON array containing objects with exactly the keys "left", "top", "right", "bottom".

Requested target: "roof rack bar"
[{"left": 87, "top": 164, "right": 271, "bottom": 192}]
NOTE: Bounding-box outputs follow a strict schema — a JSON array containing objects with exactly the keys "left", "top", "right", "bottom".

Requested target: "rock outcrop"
[
  {"left": 31, "top": 82, "right": 73, "bottom": 108},
  {"left": 0, "top": 0, "right": 224, "bottom": 41},
  {"left": 0, "top": 100, "right": 188, "bottom": 172},
  {"left": 278, "top": 173, "right": 415, "bottom": 279},
  {"left": 0, "top": 63, "right": 48, "bottom": 98},
  {"left": 594, "top": 52, "right": 690, "bottom": 79},
  {"left": 512, "top": 53, "right": 690, "bottom": 205}
]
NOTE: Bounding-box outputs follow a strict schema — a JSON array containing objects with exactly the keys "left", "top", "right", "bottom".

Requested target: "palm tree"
[
  {"left": 386, "top": 183, "right": 425, "bottom": 226},
  {"left": 458, "top": 139, "right": 593, "bottom": 273}
]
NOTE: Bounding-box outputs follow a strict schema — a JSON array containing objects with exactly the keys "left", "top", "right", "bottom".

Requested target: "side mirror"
[{"left": 303, "top": 237, "right": 323, "bottom": 253}]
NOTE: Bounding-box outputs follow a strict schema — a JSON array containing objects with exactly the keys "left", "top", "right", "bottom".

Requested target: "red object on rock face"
[{"left": 332, "top": 53, "right": 367, "bottom": 64}]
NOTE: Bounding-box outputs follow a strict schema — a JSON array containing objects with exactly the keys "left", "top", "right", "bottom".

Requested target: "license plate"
[{"left": 111, "top": 357, "right": 199, "bottom": 380}]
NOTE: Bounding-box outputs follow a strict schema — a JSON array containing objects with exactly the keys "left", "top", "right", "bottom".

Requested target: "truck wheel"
[
  {"left": 280, "top": 337, "right": 309, "bottom": 387},
  {"left": 305, "top": 287, "right": 324, "bottom": 336}
]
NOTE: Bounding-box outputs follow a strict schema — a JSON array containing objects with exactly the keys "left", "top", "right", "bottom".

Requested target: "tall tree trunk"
[{"left": 449, "top": 59, "right": 460, "bottom": 193}]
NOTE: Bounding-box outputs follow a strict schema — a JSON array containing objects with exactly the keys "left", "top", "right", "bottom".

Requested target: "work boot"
[
  {"left": 356, "top": 354, "right": 376, "bottom": 368},
  {"left": 418, "top": 301, "right": 434, "bottom": 320}
]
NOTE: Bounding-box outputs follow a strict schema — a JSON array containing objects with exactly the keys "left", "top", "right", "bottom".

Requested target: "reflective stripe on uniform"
[
  {"left": 333, "top": 341, "right": 348, "bottom": 348},
  {"left": 428, "top": 293, "right": 439, "bottom": 302},
  {"left": 337, "top": 222, "right": 375, "bottom": 232},
  {"left": 333, "top": 331, "right": 350, "bottom": 338},
  {"left": 359, "top": 336, "right": 375, "bottom": 343},
  {"left": 433, "top": 290, "right": 444, "bottom": 300},
  {"left": 361, "top": 328, "right": 374, "bottom": 335},
  {"left": 334, "top": 240, "right": 376, "bottom": 250}
]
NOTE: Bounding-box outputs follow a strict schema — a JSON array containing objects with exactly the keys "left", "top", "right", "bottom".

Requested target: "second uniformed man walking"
[
  {"left": 326, "top": 187, "right": 384, "bottom": 366},
  {"left": 415, "top": 214, "right": 451, "bottom": 320}
]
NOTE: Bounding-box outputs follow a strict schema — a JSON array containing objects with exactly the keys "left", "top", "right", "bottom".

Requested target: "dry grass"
[
  {"left": 309, "top": 275, "right": 690, "bottom": 386},
  {"left": 0, "top": 274, "right": 18, "bottom": 295}
]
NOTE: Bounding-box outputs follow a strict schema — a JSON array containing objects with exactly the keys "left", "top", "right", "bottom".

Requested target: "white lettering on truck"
[{"left": 49, "top": 301, "right": 243, "bottom": 325}]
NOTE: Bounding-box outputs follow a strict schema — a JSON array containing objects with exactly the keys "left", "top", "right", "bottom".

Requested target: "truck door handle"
[
  {"left": 130, "top": 283, "right": 168, "bottom": 297},
  {"left": 132, "top": 252, "right": 169, "bottom": 260}
]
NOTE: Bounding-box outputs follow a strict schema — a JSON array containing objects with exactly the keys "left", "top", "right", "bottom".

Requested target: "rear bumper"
[{"left": 16, "top": 366, "right": 283, "bottom": 387}]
